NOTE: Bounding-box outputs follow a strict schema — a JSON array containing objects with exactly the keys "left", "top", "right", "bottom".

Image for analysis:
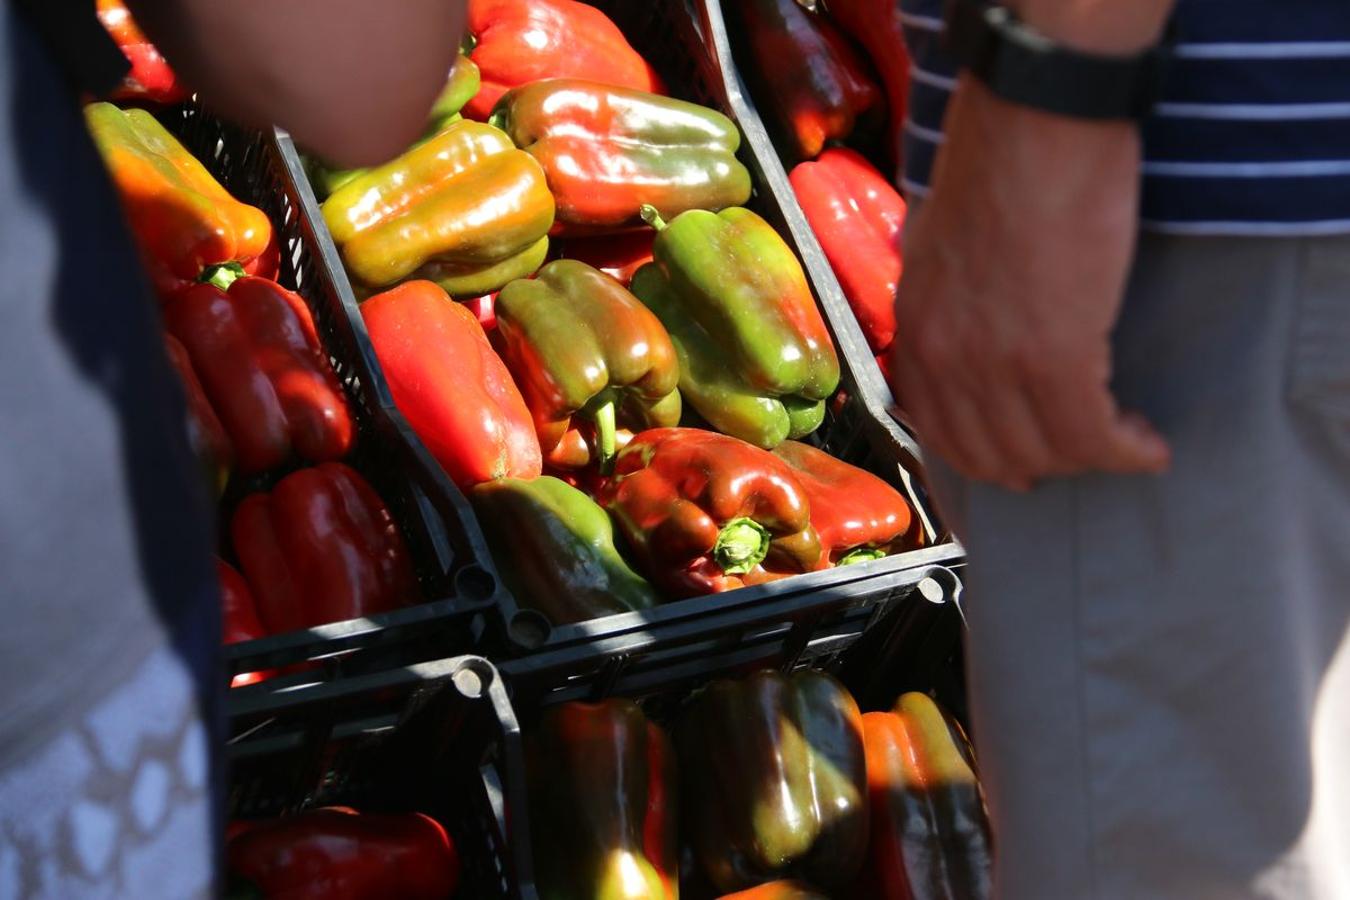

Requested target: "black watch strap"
[{"left": 944, "top": 0, "right": 1170, "bottom": 121}]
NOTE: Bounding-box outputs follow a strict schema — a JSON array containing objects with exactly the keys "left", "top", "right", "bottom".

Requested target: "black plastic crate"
[
  {"left": 154, "top": 101, "right": 507, "bottom": 680},
  {"left": 485, "top": 0, "right": 961, "bottom": 652},
  {"left": 228, "top": 655, "right": 538, "bottom": 900},
  {"left": 500, "top": 565, "right": 966, "bottom": 900},
  {"left": 501, "top": 561, "right": 966, "bottom": 718},
  {"left": 266, "top": 0, "right": 962, "bottom": 657}
]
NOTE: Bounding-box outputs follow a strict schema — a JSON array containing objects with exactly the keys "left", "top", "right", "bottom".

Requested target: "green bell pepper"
[
  {"left": 495, "top": 259, "right": 681, "bottom": 470},
  {"left": 631, "top": 206, "right": 840, "bottom": 448},
  {"left": 470, "top": 475, "right": 659, "bottom": 627}
]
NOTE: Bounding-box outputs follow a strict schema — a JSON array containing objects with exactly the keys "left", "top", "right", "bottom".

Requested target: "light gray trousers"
[{"left": 931, "top": 233, "right": 1350, "bottom": 899}]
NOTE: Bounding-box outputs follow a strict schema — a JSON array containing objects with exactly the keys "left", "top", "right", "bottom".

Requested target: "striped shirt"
[{"left": 901, "top": 0, "right": 1350, "bottom": 235}]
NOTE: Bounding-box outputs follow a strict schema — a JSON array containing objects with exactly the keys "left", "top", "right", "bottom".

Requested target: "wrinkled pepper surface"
[
  {"left": 217, "top": 558, "right": 271, "bottom": 688},
  {"left": 490, "top": 80, "right": 751, "bottom": 234},
  {"left": 164, "top": 333, "right": 233, "bottom": 490},
  {"left": 85, "top": 103, "right": 277, "bottom": 296},
  {"left": 96, "top": 0, "right": 192, "bottom": 105},
  {"left": 631, "top": 207, "right": 839, "bottom": 448},
  {"left": 553, "top": 231, "right": 655, "bottom": 287},
  {"left": 471, "top": 476, "right": 659, "bottom": 627},
  {"left": 231, "top": 463, "right": 418, "bottom": 634},
  {"left": 308, "top": 56, "right": 481, "bottom": 199},
  {"left": 859, "top": 693, "right": 993, "bottom": 900},
  {"left": 321, "top": 119, "right": 554, "bottom": 296},
  {"left": 163, "top": 275, "right": 354, "bottom": 474},
  {"left": 529, "top": 700, "right": 677, "bottom": 900},
  {"left": 361, "top": 281, "right": 541, "bottom": 488},
  {"left": 495, "top": 260, "right": 681, "bottom": 470},
  {"left": 227, "top": 807, "right": 459, "bottom": 900},
  {"left": 464, "top": 0, "right": 664, "bottom": 121},
  {"left": 679, "top": 669, "right": 869, "bottom": 893},
  {"left": 823, "top": 0, "right": 911, "bottom": 163},
  {"left": 773, "top": 440, "right": 920, "bottom": 565},
  {"left": 599, "top": 428, "right": 822, "bottom": 598},
  {"left": 734, "top": 0, "right": 880, "bottom": 160},
  {"left": 718, "top": 883, "right": 831, "bottom": 900},
  {"left": 790, "top": 147, "right": 904, "bottom": 353}
]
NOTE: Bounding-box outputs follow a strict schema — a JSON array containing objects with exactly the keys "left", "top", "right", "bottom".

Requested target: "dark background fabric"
[{"left": 0, "top": 0, "right": 220, "bottom": 842}]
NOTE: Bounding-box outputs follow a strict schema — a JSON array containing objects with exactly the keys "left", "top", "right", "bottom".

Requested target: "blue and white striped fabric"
[{"left": 900, "top": 0, "right": 1350, "bottom": 235}]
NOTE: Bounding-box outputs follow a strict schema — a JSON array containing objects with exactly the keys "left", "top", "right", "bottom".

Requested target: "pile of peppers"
[
  {"left": 527, "top": 675, "right": 992, "bottom": 900},
  {"left": 85, "top": 76, "right": 423, "bottom": 663},
  {"left": 85, "top": 0, "right": 933, "bottom": 661}
]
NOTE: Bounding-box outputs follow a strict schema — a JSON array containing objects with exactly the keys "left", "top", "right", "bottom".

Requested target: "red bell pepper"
[
  {"left": 460, "top": 292, "right": 498, "bottom": 332},
  {"left": 718, "top": 883, "right": 830, "bottom": 900},
  {"left": 790, "top": 147, "right": 905, "bottom": 353},
  {"left": 551, "top": 231, "right": 655, "bottom": 288},
  {"left": 824, "top": 0, "right": 912, "bottom": 164},
  {"left": 773, "top": 440, "right": 922, "bottom": 565},
  {"left": 163, "top": 333, "right": 233, "bottom": 491},
  {"left": 96, "top": 0, "right": 192, "bottom": 105},
  {"left": 216, "top": 558, "right": 271, "bottom": 688},
  {"left": 361, "top": 280, "right": 542, "bottom": 489},
  {"left": 733, "top": 0, "right": 880, "bottom": 160},
  {"left": 227, "top": 807, "right": 460, "bottom": 900},
  {"left": 464, "top": 0, "right": 664, "bottom": 121},
  {"left": 599, "top": 428, "right": 823, "bottom": 598},
  {"left": 163, "top": 275, "right": 354, "bottom": 474},
  {"left": 230, "top": 463, "right": 419, "bottom": 633}
]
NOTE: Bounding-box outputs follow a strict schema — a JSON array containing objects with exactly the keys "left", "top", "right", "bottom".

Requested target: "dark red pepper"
[
  {"left": 230, "top": 463, "right": 419, "bottom": 633},
  {"left": 163, "top": 333, "right": 233, "bottom": 491},
  {"left": 163, "top": 275, "right": 354, "bottom": 474},
  {"left": 227, "top": 807, "right": 460, "bottom": 900},
  {"left": 216, "top": 558, "right": 271, "bottom": 688}
]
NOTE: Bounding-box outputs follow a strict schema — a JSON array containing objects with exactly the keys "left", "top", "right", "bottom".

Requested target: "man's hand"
[{"left": 889, "top": 77, "right": 1170, "bottom": 490}]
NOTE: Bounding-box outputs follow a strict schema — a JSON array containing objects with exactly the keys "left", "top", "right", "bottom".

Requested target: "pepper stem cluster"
[{"left": 713, "top": 517, "right": 772, "bottom": 574}]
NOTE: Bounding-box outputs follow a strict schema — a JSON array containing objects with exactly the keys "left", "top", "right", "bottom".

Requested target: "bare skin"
[
  {"left": 889, "top": 0, "right": 1176, "bottom": 490},
  {"left": 125, "top": 0, "right": 465, "bottom": 167}
]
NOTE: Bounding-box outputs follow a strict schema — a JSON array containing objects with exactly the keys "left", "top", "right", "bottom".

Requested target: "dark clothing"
[{"left": 0, "top": 1, "right": 219, "bottom": 894}]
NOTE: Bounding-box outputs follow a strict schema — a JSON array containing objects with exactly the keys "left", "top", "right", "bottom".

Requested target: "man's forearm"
[{"left": 1006, "top": 0, "right": 1176, "bottom": 54}]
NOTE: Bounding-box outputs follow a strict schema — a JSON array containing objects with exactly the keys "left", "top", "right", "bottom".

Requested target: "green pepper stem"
[
  {"left": 639, "top": 204, "right": 668, "bottom": 231},
  {"left": 199, "top": 261, "right": 246, "bottom": 291},
  {"left": 713, "top": 517, "right": 772, "bottom": 575},
  {"left": 590, "top": 397, "right": 618, "bottom": 473},
  {"left": 837, "top": 547, "right": 888, "bottom": 567}
]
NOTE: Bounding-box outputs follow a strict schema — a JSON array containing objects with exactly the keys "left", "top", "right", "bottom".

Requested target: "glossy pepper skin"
[
  {"left": 859, "top": 694, "right": 992, "bottom": 900},
  {"left": 495, "top": 260, "right": 681, "bottom": 470},
  {"left": 472, "top": 476, "right": 658, "bottom": 627},
  {"left": 361, "top": 281, "right": 542, "bottom": 489},
  {"left": 321, "top": 119, "right": 554, "bottom": 297},
  {"left": 217, "top": 558, "right": 271, "bottom": 688},
  {"left": 163, "top": 333, "right": 233, "bottom": 491},
  {"left": 490, "top": 80, "right": 752, "bottom": 234},
  {"left": 231, "top": 463, "right": 419, "bottom": 634},
  {"left": 553, "top": 231, "right": 655, "bottom": 288},
  {"left": 631, "top": 208, "right": 839, "bottom": 449},
  {"left": 718, "top": 883, "right": 831, "bottom": 900},
  {"left": 529, "top": 700, "right": 677, "bottom": 900},
  {"left": 599, "top": 428, "right": 823, "bottom": 599},
  {"left": 790, "top": 147, "right": 904, "bottom": 353},
  {"left": 773, "top": 440, "right": 920, "bottom": 565},
  {"left": 464, "top": 0, "right": 664, "bottom": 121},
  {"left": 678, "top": 669, "right": 869, "bottom": 894},
  {"left": 308, "top": 56, "right": 481, "bottom": 200},
  {"left": 227, "top": 808, "right": 459, "bottom": 900},
  {"left": 85, "top": 103, "right": 277, "bottom": 297},
  {"left": 163, "top": 275, "right": 354, "bottom": 474},
  {"left": 734, "top": 0, "right": 880, "bottom": 160},
  {"left": 96, "top": 0, "right": 192, "bottom": 105},
  {"left": 823, "top": 0, "right": 912, "bottom": 163}
]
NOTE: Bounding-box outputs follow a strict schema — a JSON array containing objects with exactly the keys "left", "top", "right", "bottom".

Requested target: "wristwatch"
[{"left": 943, "top": 0, "right": 1172, "bottom": 121}]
